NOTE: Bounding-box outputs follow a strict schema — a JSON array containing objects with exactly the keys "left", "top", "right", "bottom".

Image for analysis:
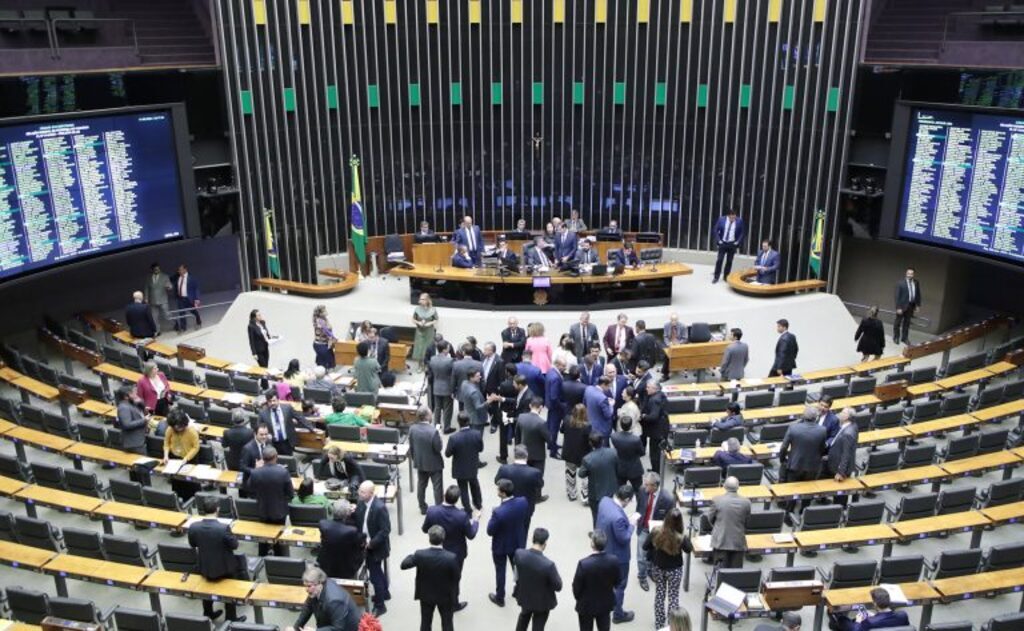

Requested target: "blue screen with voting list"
[
  {"left": 898, "top": 107, "right": 1024, "bottom": 265},
  {"left": 0, "top": 109, "right": 187, "bottom": 281}
]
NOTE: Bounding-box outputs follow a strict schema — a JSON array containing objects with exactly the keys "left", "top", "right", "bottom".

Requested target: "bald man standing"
[
  {"left": 125, "top": 291, "right": 157, "bottom": 339},
  {"left": 707, "top": 476, "right": 750, "bottom": 568}
]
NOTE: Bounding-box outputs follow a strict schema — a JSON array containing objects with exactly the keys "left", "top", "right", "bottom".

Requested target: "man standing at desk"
[
  {"left": 259, "top": 390, "right": 312, "bottom": 456},
  {"left": 754, "top": 239, "right": 780, "bottom": 284},
  {"left": 365, "top": 327, "right": 390, "bottom": 370},
  {"left": 188, "top": 496, "right": 247, "bottom": 623},
  {"left": 720, "top": 328, "right": 749, "bottom": 381},
  {"left": 825, "top": 408, "right": 858, "bottom": 507},
  {"left": 712, "top": 209, "right": 745, "bottom": 284},
  {"left": 355, "top": 480, "right": 392, "bottom": 617},
  {"left": 554, "top": 223, "right": 578, "bottom": 265},
  {"left": 454, "top": 215, "right": 483, "bottom": 265},
  {"left": 247, "top": 446, "right": 293, "bottom": 557},
  {"left": 409, "top": 406, "right": 445, "bottom": 514},
  {"left": 430, "top": 342, "right": 455, "bottom": 433},
  {"left": 778, "top": 407, "right": 827, "bottom": 522},
  {"left": 770, "top": 319, "right": 799, "bottom": 377},
  {"left": 893, "top": 267, "right": 922, "bottom": 345},
  {"left": 706, "top": 476, "right": 750, "bottom": 568}
]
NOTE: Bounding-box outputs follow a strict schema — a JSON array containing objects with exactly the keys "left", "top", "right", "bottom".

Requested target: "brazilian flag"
[
  {"left": 263, "top": 208, "right": 281, "bottom": 278},
  {"left": 349, "top": 155, "right": 367, "bottom": 267},
  {"left": 808, "top": 209, "right": 825, "bottom": 278}
]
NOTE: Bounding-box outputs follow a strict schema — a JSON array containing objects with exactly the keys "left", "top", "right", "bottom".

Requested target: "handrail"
[
  {"left": 940, "top": 9, "right": 1024, "bottom": 52},
  {"left": 49, "top": 17, "right": 139, "bottom": 59},
  {"left": 843, "top": 300, "right": 932, "bottom": 326}
]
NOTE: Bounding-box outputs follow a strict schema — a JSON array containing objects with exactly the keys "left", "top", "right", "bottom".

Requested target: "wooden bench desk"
[
  {"left": 906, "top": 414, "right": 982, "bottom": 439},
  {"left": 0, "top": 619, "right": 43, "bottom": 631},
  {"left": 0, "top": 539, "right": 59, "bottom": 570},
  {"left": 972, "top": 399, "right": 1024, "bottom": 421},
  {"left": 113, "top": 331, "right": 178, "bottom": 359},
  {"left": 939, "top": 451, "right": 1022, "bottom": 477},
  {"left": 170, "top": 381, "right": 206, "bottom": 398},
  {"left": 196, "top": 356, "right": 232, "bottom": 370},
  {"left": 665, "top": 341, "right": 730, "bottom": 376},
  {"left": 852, "top": 356, "right": 911, "bottom": 373},
  {"left": 890, "top": 511, "right": 991, "bottom": 548},
  {"left": 818, "top": 582, "right": 940, "bottom": 631},
  {"left": 858, "top": 426, "right": 913, "bottom": 447},
  {"left": 726, "top": 269, "right": 827, "bottom": 296},
  {"left": 142, "top": 570, "right": 255, "bottom": 612},
  {"left": 277, "top": 525, "right": 321, "bottom": 548},
  {"left": 253, "top": 274, "right": 358, "bottom": 297},
  {"left": 248, "top": 579, "right": 368, "bottom": 622},
  {"left": 662, "top": 383, "right": 724, "bottom": 396},
  {"left": 906, "top": 382, "right": 946, "bottom": 397},
  {"left": 4, "top": 426, "right": 76, "bottom": 460},
  {"left": 931, "top": 566, "right": 1024, "bottom": 601},
  {"left": 64, "top": 442, "right": 147, "bottom": 468},
  {"left": 93, "top": 501, "right": 188, "bottom": 530},
  {"left": 770, "top": 477, "right": 865, "bottom": 502},
  {"left": 859, "top": 465, "right": 949, "bottom": 492},
  {"left": 980, "top": 500, "right": 1024, "bottom": 526},
  {"left": 14, "top": 485, "right": 104, "bottom": 516},
  {"left": 936, "top": 367, "right": 999, "bottom": 390},
  {"left": 230, "top": 521, "right": 285, "bottom": 543},
  {"left": 985, "top": 360, "right": 1020, "bottom": 377},
  {"left": 676, "top": 485, "right": 774, "bottom": 510},
  {"left": 41, "top": 554, "right": 152, "bottom": 594},
  {"left": 0, "top": 474, "right": 28, "bottom": 497},
  {"left": 75, "top": 399, "right": 116, "bottom": 417},
  {"left": 794, "top": 524, "right": 897, "bottom": 553},
  {"left": 0, "top": 417, "right": 18, "bottom": 435},
  {"left": 11, "top": 376, "right": 60, "bottom": 403}
]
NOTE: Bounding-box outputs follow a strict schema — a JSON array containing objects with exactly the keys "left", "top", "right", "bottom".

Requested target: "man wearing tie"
[
  {"left": 604, "top": 364, "right": 628, "bottom": 415},
  {"left": 527, "top": 236, "right": 554, "bottom": 269},
  {"left": 239, "top": 423, "right": 272, "bottom": 490},
  {"left": 754, "top": 239, "right": 780, "bottom": 284},
  {"left": 770, "top": 319, "right": 799, "bottom": 377},
  {"left": 825, "top": 408, "right": 858, "bottom": 507},
  {"left": 366, "top": 328, "right": 390, "bottom": 371},
  {"left": 452, "top": 245, "right": 475, "bottom": 269},
  {"left": 495, "top": 238, "right": 519, "bottom": 269},
  {"left": 454, "top": 215, "right": 483, "bottom": 265},
  {"left": 602, "top": 314, "right": 635, "bottom": 360},
  {"left": 423, "top": 485, "right": 478, "bottom": 611},
  {"left": 501, "top": 317, "right": 527, "bottom": 364},
  {"left": 893, "top": 267, "right": 922, "bottom": 345},
  {"left": 481, "top": 342, "right": 505, "bottom": 434},
  {"left": 574, "top": 238, "right": 599, "bottom": 267},
  {"left": 172, "top": 263, "right": 201, "bottom": 331},
  {"left": 570, "top": 312, "right": 600, "bottom": 361},
  {"left": 355, "top": 480, "right": 392, "bottom": 617},
  {"left": 663, "top": 313, "right": 687, "bottom": 347},
  {"left": 544, "top": 358, "right": 566, "bottom": 458},
  {"left": 258, "top": 390, "right": 312, "bottom": 456},
  {"left": 580, "top": 346, "right": 605, "bottom": 386},
  {"left": 584, "top": 377, "right": 615, "bottom": 441},
  {"left": 712, "top": 209, "right": 745, "bottom": 283},
  {"left": 554, "top": 223, "right": 579, "bottom": 265}
]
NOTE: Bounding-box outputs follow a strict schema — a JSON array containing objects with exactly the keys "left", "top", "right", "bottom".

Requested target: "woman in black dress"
[{"left": 854, "top": 306, "right": 886, "bottom": 361}]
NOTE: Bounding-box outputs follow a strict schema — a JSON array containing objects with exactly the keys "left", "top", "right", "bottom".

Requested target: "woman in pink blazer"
[
  {"left": 136, "top": 361, "right": 173, "bottom": 415},
  {"left": 524, "top": 322, "right": 553, "bottom": 374}
]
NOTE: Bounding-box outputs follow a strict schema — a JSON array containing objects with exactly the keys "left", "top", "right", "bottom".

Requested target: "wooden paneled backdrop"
[{"left": 217, "top": 0, "right": 863, "bottom": 286}]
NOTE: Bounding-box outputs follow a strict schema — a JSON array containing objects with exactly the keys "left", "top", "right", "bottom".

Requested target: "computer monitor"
[{"left": 414, "top": 233, "right": 441, "bottom": 244}]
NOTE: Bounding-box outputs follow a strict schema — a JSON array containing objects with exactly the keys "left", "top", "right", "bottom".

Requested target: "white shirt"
[
  {"left": 466, "top": 227, "right": 475, "bottom": 251},
  {"left": 149, "top": 375, "right": 165, "bottom": 397},
  {"left": 724, "top": 219, "right": 735, "bottom": 242},
  {"left": 362, "top": 497, "right": 374, "bottom": 536},
  {"left": 907, "top": 279, "right": 915, "bottom": 303},
  {"left": 616, "top": 326, "right": 626, "bottom": 350},
  {"left": 178, "top": 273, "right": 188, "bottom": 297}
]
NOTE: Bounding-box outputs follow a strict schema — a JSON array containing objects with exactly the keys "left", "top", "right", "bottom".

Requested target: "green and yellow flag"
[
  {"left": 349, "top": 155, "right": 367, "bottom": 266},
  {"left": 808, "top": 209, "right": 825, "bottom": 278},
  {"left": 263, "top": 208, "right": 281, "bottom": 278}
]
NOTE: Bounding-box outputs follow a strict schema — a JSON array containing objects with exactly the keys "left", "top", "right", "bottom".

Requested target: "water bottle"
[{"left": 695, "top": 438, "right": 701, "bottom": 450}]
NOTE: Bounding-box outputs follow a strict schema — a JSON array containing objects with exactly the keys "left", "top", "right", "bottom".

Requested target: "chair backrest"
[
  {"left": 384, "top": 233, "right": 404, "bottom": 253},
  {"left": 974, "top": 385, "right": 1004, "bottom": 410},
  {"left": 43, "top": 411, "right": 76, "bottom": 438},
  {"left": 146, "top": 434, "right": 165, "bottom": 458},
  {"left": 940, "top": 392, "right": 971, "bottom": 416},
  {"left": 360, "top": 462, "right": 392, "bottom": 483},
  {"left": 18, "top": 404, "right": 45, "bottom": 430},
  {"left": 977, "top": 428, "right": 1010, "bottom": 454},
  {"left": 682, "top": 466, "right": 722, "bottom": 489},
  {"left": 895, "top": 492, "right": 938, "bottom": 521},
  {"left": 726, "top": 463, "right": 763, "bottom": 486},
  {"left": 143, "top": 487, "right": 182, "bottom": 511},
  {"left": 278, "top": 454, "right": 300, "bottom": 475},
  {"left": 366, "top": 426, "right": 400, "bottom": 444},
  {"left": 113, "top": 607, "right": 163, "bottom": 631},
  {"left": 158, "top": 542, "right": 199, "bottom": 572},
  {"left": 76, "top": 421, "right": 107, "bottom": 446},
  {"left": 923, "top": 622, "right": 973, "bottom": 631},
  {"left": 744, "top": 510, "right": 785, "bottom": 534},
  {"left": 799, "top": 505, "right": 844, "bottom": 531},
  {"left": 936, "top": 487, "right": 977, "bottom": 515},
  {"left": 665, "top": 397, "right": 697, "bottom": 414},
  {"left": 233, "top": 375, "right": 262, "bottom": 395},
  {"left": 177, "top": 399, "right": 208, "bottom": 422},
  {"left": 196, "top": 443, "right": 216, "bottom": 466},
  {"left": 820, "top": 383, "right": 849, "bottom": 400},
  {"left": 110, "top": 477, "right": 145, "bottom": 504},
  {"left": 65, "top": 469, "right": 104, "bottom": 498},
  {"left": 204, "top": 371, "right": 233, "bottom": 391},
  {"left": 777, "top": 389, "right": 808, "bottom": 406},
  {"left": 0, "top": 509, "right": 16, "bottom": 542},
  {"left": 62, "top": 526, "right": 103, "bottom": 559},
  {"left": 879, "top": 555, "right": 925, "bottom": 583},
  {"left": 688, "top": 322, "right": 711, "bottom": 343},
  {"left": 5, "top": 586, "right": 50, "bottom": 624},
  {"left": 670, "top": 429, "right": 708, "bottom": 448},
  {"left": 195, "top": 492, "right": 236, "bottom": 518},
  {"left": 29, "top": 462, "right": 66, "bottom": 489},
  {"left": 305, "top": 386, "right": 333, "bottom": 405},
  {"left": 742, "top": 391, "right": 774, "bottom": 410},
  {"left": 851, "top": 410, "right": 872, "bottom": 432},
  {"left": 845, "top": 499, "right": 885, "bottom": 526},
  {"left": 755, "top": 423, "right": 789, "bottom": 443},
  {"left": 169, "top": 364, "right": 198, "bottom": 385},
  {"left": 984, "top": 542, "right": 1024, "bottom": 572},
  {"left": 236, "top": 497, "right": 262, "bottom": 521},
  {"left": 0, "top": 453, "right": 29, "bottom": 481},
  {"left": 48, "top": 597, "right": 99, "bottom": 624},
  {"left": 0, "top": 396, "right": 20, "bottom": 422},
  {"left": 910, "top": 366, "right": 937, "bottom": 384},
  {"left": 327, "top": 424, "right": 362, "bottom": 441},
  {"left": 872, "top": 407, "right": 904, "bottom": 429},
  {"left": 164, "top": 613, "right": 214, "bottom": 631},
  {"left": 715, "top": 568, "right": 761, "bottom": 592},
  {"left": 709, "top": 426, "right": 745, "bottom": 445},
  {"left": 986, "top": 611, "right": 1024, "bottom": 631},
  {"left": 944, "top": 434, "right": 980, "bottom": 461},
  {"left": 14, "top": 515, "right": 60, "bottom": 551},
  {"left": 848, "top": 376, "right": 877, "bottom": 395},
  {"left": 982, "top": 478, "right": 1024, "bottom": 507},
  {"left": 102, "top": 534, "right": 149, "bottom": 567},
  {"left": 207, "top": 405, "right": 235, "bottom": 427},
  {"left": 908, "top": 399, "right": 941, "bottom": 422},
  {"left": 264, "top": 556, "right": 308, "bottom": 585},
  {"left": 1002, "top": 380, "right": 1024, "bottom": 401},
  {"left": 901, "top": 443, "right": 936, "bottom": 468},
  {"left": 865, "top": 449, "right": 901, "bottom": 474},
  {"left": 829, "top": 560, "right": 877, "bottom": 589},
  {"left": 699, "top": 396, "right": 729, "bottom": 413},
  {"left": 933, "top": 548, "right": 982, "bottom": 579},
  {"left": 344, "top": 391, "right": 377, "bottom": 407},
  {"left": 768, "top": 566, "right": 816, "bottom": 583},
  {"left": 289, "top": 503, "right": 328, "bottom": 527}
]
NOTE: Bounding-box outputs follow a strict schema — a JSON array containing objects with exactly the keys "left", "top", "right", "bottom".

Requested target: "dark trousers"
[
  {"left": 457, "top": 477, "right": 482, "bottom": 512},
  {"left": 618, "top": 476, "right": 642, "bottom": 497},
  {"left": 488, "top": 401, "right": 503, "bottom": 430},
  {"left": 368, "top": 558, "right": 390, "bottom": 606},
  {"left": 420, "top": 601, "right": 454, "bottom": 631},
  {"left": 648, "top": 437, "right": 664, "bottom": 476},
  {"left": 516, "top": 610, "right": 550, "bottom": 631},
  {"left": 783, "top": 469, "right": 818, "bottom": 513},
  {"left": 894, "top": 305, "right": 916, "bottom": 343},
  {"left": 546, "top": 415, "right": 561, "bottom": 455},
  {"left": 254, "top": 351, "right": 269, "bottom": 368},
  {"left": 589, "top": 501, "right": 600, "bottom": 526},
  {"left": 313, "top": 342, "right": 335, "bottom": 369},
  {"left": 527, "top": 458, "right": 546, "bottom": 479},
  {"left": 202, "top": 598, "right": 237, "bottom": 621},
  {"left": 258, "top": 518, "right": 288, "bottom": 557},
  {"left": 577, "top": 613, "right": 611, "bottom": 631},
  {"left": 713, "top": 549, "right": 744, "bottom": 568},
  {"left": 417, "top": 469, "right": 443, "bottom": 511},
  {"left": 500, "top": 423, "right": 515, "bottom": 461},
  {"left": 271, "top": 439, "right": 294, "bottom": 457},
  {"left": 492, "top": 552, "right": 516, "bottom": 600},
  {"left": 434, "top": 395, "right": 453, "bottom": 430},
  {"left": 170, "top": 478, "right": 200, "bottom": 503},
  {"left": 613, "top": 561, "right": 628, "bottom": 616},
  {"left": 175, "top": 297, "right": 201, "bottom": 329},
  {"left": 713, "top": 242, "right": 737, "bottom": 280}
]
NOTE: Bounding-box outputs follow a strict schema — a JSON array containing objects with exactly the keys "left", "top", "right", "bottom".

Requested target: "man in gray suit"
[
  {"left": 516, "top": 397, "right": 551, "bottom": 475},
  {"left": 430, "top": 343, "right": 455, "bottom": 433},
  {"left": 719, "top": 328, "right": 749, "bottom": 381},
  {"left": 409, "top": 406, "right": 445, "bottom": 515},
  {"left": 707, "top": 476, "right": 750, "bottom": 568},
  {"left": 778, "top": 406, "right": 828, "bottom": 521},
  {"left": 569, "top": 312, "right": 600, "bottom": 360},
  {"left": 825, "top": 407, "right": 858, "bottom": 507},
  {"left": 578, "top": 433, "right": 620, "bottom": 526},
  {"left": 452, "top": 343, "right": 483, "bottom": 401},
  {"left": 459, "top": 369, "right": 500, "bottom": 434}
]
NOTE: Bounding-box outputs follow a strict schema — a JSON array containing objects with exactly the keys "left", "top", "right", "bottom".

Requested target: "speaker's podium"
[{"left": 762, "top": 580, "right": 824, "bottom": 610}]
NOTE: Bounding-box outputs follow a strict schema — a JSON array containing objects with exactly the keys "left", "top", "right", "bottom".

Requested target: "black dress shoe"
[
  {"left": 489, "top": 426, "right": 498, "bottom": 434},
  {"left": 208, "top": 611, "right": 224, "bottom": 621},
  {"left": 536, "top": 495, "right": 549, "bottom": 503},
  {"left": 496, "top": 457, "right": 507, "bottom": 464},
  {"left": 488, "top": 593, "right": 505, "bottom": 607},
  {"left": 478, "top": 461, "right": 487, "bottom": 468},
  {"left": 443, "top": 427, "right": 456, "bottom": 435},
  {"left": 372, "top": 605, "right": 387, "bottom": 617},
  {"left": 454, "top": 601, "right": 468, "bottom": 612},
  {"left": 228, "top": 616, "right": 247, "bottom": 624},
  {"left": 612, "top": 611, "right": 635, "bottom": 624}
]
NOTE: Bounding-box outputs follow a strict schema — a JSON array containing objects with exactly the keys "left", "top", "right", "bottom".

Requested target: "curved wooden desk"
[
  {"left": 389, "top": 262, "right": 692, "bottom": 309},
  {"left": 726, "top": 268, "right": 826, "bottom": 296},
  {"left": 252, "top": 271, "right": 358, "bottom": 297}
]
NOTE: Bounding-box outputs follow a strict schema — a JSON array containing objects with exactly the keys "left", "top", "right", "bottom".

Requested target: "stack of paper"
[
  {"left": 228, "top": 363, "right": 252, "bottom": 373},
  {"left": 878, "top": 584, "right": 909, "bottom": 606},
  {"left": 162, "top": 459, "right": 186, "bottom": 475},
  {"left": 223, "top": 392, "right": 248, "bottom": 404}
]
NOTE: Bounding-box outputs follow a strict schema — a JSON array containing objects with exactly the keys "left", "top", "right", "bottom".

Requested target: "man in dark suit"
[
  {"left": 570, "top": 312, "right": 600, "bottom": 360},
  {"left": 501, "top": 317, "right": 527, "bottom": 364},
  {"left": 171, "top": 263, "right": 201, "bottom": 331},
  {"left": 893, "top": 267, "right": 922, "bottom": 345},
  {"left": 712, "top": 209, "right": 745, "bottom": 283},
  {"left": 770, "top": 318, "right": 799, "bottom": 377},
  {"left": 317, "top": 500, "right": 364, "bottom": 579},
  {"left": 513, "top": 528, "right": 562, "bottom": 631},
  {"left": 579, "top": 433, "right": 619, "bottom": 525},
  {"left": 825, "top": 408, "right": 858, "bottom": 507},
  {"left": 580, "top": 346, "right": 606, "bottom": 386},
  {"left": 445, "top": 414, "right": 484, "bottom": 512},
  {"left": 631, "top": 361, "right": 653, "bottom": 407},
  {"left": 574, "top": 239, "right": 600, "bottom": 266},
  {"left": 187, "top": 496, "right": 246, "bottom": 622},
  {"left": 554, "top": 223, "right": 579, "bottom": 265},
  {"left": 238, "top": 423, "right": 271, "bottom": 491},
  {"left": 516, "top": 351, "right": 545, "bottom": 398},
  {"left": 258, "top": 390, "right": 313, "bottom": 456},
  {"left": 573, "top": 530, "right": 622, "bottom": 631},
  {"left": 125, "top": 291, "right": 157, "bottom": 339},
  {"left": 499, "top": 375, "right": 532, "bottom": 464},
  {"left": 562, "top": 366, "right": 587, "bottom": 409},
  {"left": 222, "top": 409, "right": 255, "bottom": 473},
  {"left": 584, "top": 377, "right": 615, "bottom": 440},
  {"left": 451, "top": 344, "right": 484, "bottom": 401},
  {"left": 816, "top": 394, "right": 841, "bottom": 442},
  {"left": 496, "top": 445, "right": 546, "bottom": 533},
  {"left": 354, "top": 480, "right": 391, "bottom": 616},
  {"left": 754, "top": 239, "right": 781, "bottom": 284},
  {"left": 604, "top": 364, "right": 629, "bottom": 414},
  {"left": 602, "top": 314, "right": 635, "bottom": 360},
  {"left": 778, "top": 407, "right": 828, "bottom": 520},
  {"left": 707, "top": 476, "right": 751, "bottom": 568},
  {"left": 830, "top": 587, "right": 910, "bottom": 631},
  {"left": 429, "top": 343, "right": 455, "bottom": 432},
  {"left": 639, "top": 380, "right": 669, "bottom": 474},
  {"left": 460, "top": 369, "right": 501, "bottom": 442},
  {"left": 711, "top": 437, "right": 754, "bottom": 473},
  {"left": 401, "top": 525, "right": 461, "bottom": 631},
  {"left": 365, "top": 328, "right": 390, "bottom": 371},
  {"left": 495, "top": 237, "right": 519, "bottom": 269},
  {"left": 409, "top": 406, "right": 444, "bottom": 514},
  {"left": 517, "top": 398, "right": 551, "bottom": 475},
  {"left": 453, "top": 215, "right": 484, "bottom": 265},
  {"left": 246, "top": 446, "right": 293, "bottom": 556},
  {"left": 609, "top": 242, "right": 640, "bottom": 268},
  {"left": 631, "top": 321, "right": 661, "bottom": 373},
  {"left": 544, "top": 358, "right": 566, "bottom": 458},
  {"left": 423, "top": 485, "right": 478, "bottom": 611},
  {"left": 291, "top": 566, "right": 362, "bottom": 631},
  {"left": 635, "top": 472, "right": 675, "bottom": 590},
  {"left": 481, "top": 342, "right": 505, "bottom": 434},
  {"left": 611, "top": 418, "right": 644, "bottom": 494},
  {"left": 487, "top": 479, "right": 530, "bottom": 607}
]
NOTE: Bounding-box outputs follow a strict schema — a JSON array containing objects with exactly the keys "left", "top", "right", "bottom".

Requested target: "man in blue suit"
[
  {"left": 171, "top": 263, "right": 201, "bottom": 331},
  {"left": 754, "top": 239, "right": 780, "bottom": 284},
  {"left": 712, "top": 209, "right": 745, "bottom": 283},
  {"left": 596, "top": 485, "right": 637, "bottom": 624},
  {"left": 711, "top": 437, "right": 754, "bottom": 473},
  {"left": 573, "top": 531, "right": 622, "bottom": 631},
  {"left": 562, "top": 365, "right": 588, "bottom": 409},
  {"left": 604, "top": 364, "right": 628, "bottom": 415},
  {"left": 516, "top": 351, "right": 545, "bottom": 398},
  {"left": 584, "top": 377, "right": 615, "bottom": 440},
  {"left": 544, "top": 358, "right": 566, "bottom": 458},
  {"left": 580, "top": 347, "right": 605, "bottom": 386},
  {"left": 553, "top": 223, "right": 578, "bottom": 265},
  {"left": 423, "top": 485, "right": 479, "bottom": 611},
  {"left": 453, "top": 215, "right": 483, "bottom": 265},
  {"left": 451, "top": 244, "right": 475, "bottom": 269},
  {"left": 829, "top": 587, "right": 909, "bottom": 631},
  {"left": 816, "top": 394, "right": 840, "bottom": 442},
  {"left": 487, "top": 479, "right": 529, "bottom": 608}
]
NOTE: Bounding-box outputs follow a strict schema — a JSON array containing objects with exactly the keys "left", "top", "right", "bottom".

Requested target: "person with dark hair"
[
  {"left": 401, "top": 524, "right": 461, "bottom": 631},
  {"left": 602, "top": 313, "right": 635, "bottom": 360},
  {"left": 596, "top": 484, "right": 637, "bottom": 623},
  {"left": 632, "top": 360, "right": 653, "bottom": 408},
  {"left": 171, "top": 263, "right": 201, "bottom": 331},
  {"left": 562, "top": 403, "right": 592, "bottom": 503},
  {"left": 816, "top": 394, "right": 840, "bottom": 441},
  {"left": 487, "top": 478, "right": 530, "bottom": 608},
  {"left": 317, "top": 500, "right": 364, "bottom": 580},
  {"left": 584, "top": 376, "right": 615, "bottom": 440},
  {"left": 893, "top": 267, "right": 922, "bottom": 345},
  {"left": 517, "top": 397, "right": 551, "bottom": 475},
  {"left": 247, "top": 445, "right": 293, "bottom": 556},
  {"left": 353, "top": 340, "right": 382, "bottom": 393},
  {"left": 830, "top": 587, "right": 909, "bottom": 631},
  {"left": 580, "top": 346, "right": 606, "bottom": 386},
  {"left": 446, "top": 413, "right": 484, "bottom": 512},
  {"left": 143, "top": 262, "right": 172, "bottom": 334},
  {"left": 498, "top": 368, "right": 527, "bottom": 462},
  {"left": 770, "top": 318, "right": 799, "bottom": 377},
  {"left": 644, "top": 507, "right": 688, "bottom": 629},
  {"left": 640, "top": 380, "right": 669, "bottom": 474},
  {"left": 570, "top": 312, "right": 601, "bottom": 361},
  {"left": 258, "top": 389, "right": 313, "bottom": 456},
  {"left": 188, "top": 496, "right": 246, "bottom": 622},
  {"left": 115, "top": 384, "right": 149, "bottom": 456},
  {"left": 712, "top": 403, "right": 744, "bottom": 432},
  {"left": 292, "top": 477, "right": 331, "bottom": 507},
  {"left": 754, "top": 239, "right": 780, "bottom": 284},
  {"left": 854, "top": 306, "right": 885, "bottom": 361},
  {"left": 282, "top": 359, "right": 305, "bottom": 388},
  {"left": 579, "top": 432, "right": 619, "bottom": 525},
  {"left": 631, "top": 321, "right": 661, "bottom": 376},
  {"left": 222, "top": 409, "right": 254, "bottom": 473},
  {"left": 573, "top": 530, "right": 622, "bottom": 631},
  {"left": 754, "top": 611, "right": 801, "bottom": 631},
  {"left": 162, "top": 407, "right": 200, "bottom": 501},
  {"left": 543, "top": 357, "right": 566, "bottom": 458},
  {"left": 324, "top": 396, "right": 368, "bottom": 427},
  {"left": 611, "top": 417, "right": 644, "bottom": 495},
  {"left": 563, "top": 364, "right": 588, "bottom": 409},
  {"left": 481, "top": 341, "right": 506, "bottom": 435},
  {"left": 720, "top": 328, "right": 749, "bottom": 381},
  {"left": 496, "top": 445, "right": 547, "bottom": 533},
  {"left": 311, "top": 304, "right": 337, "bottom": 370},
  {"left": 423, "top": 485, "right": 478, "bottom": 611},
  {"left": 712, "top": 209, "right": 745, "bottom": 283},
  {"left": 513, "top": 528, "right": 563, "bottom": 631},
  {"left": 248, "top": 309, "right": 277, "bottom": 368},
  {"left": 779, "top": 407, "right": 827, "bottom": 520}
]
